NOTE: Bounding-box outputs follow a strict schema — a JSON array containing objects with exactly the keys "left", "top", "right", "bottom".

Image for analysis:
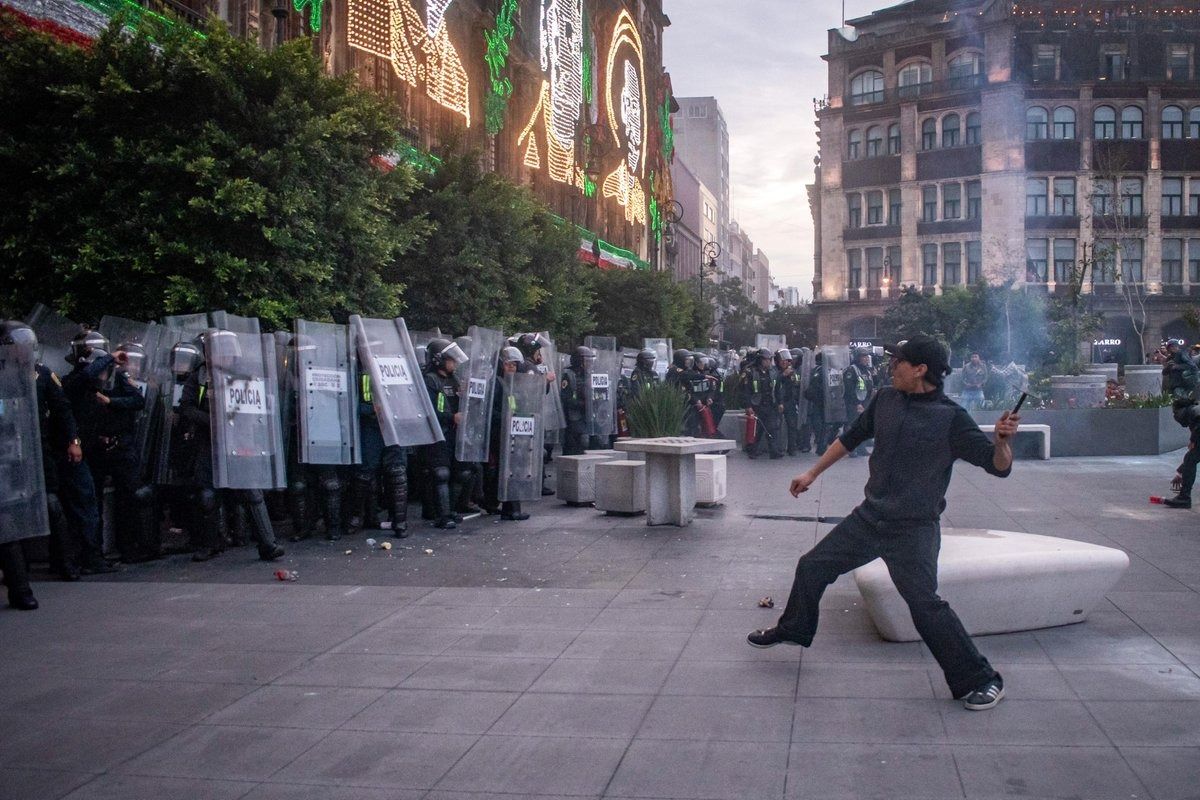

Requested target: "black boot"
[
  {"left": 1, "top": 543, "right": 38, "bottom": 610},
  {"left": 321, "top": 475, "right": 344, "bottom": 541},
  {"left": 433, "top": 480, "right": 456, "bottom": 530},
  {"left": 244, "top": 492, "right": 285, "bottom": 561},
  {"left": 500, "top": 501, "right": 529, "bottom": 521},
  {"left": 191, "top": 489, "right": 223, "bottom": 562},
  {"left": 384, "top": 465, "right": 409, "bottom": 538},
  {"left": 1164, "top": 493, "right": 1192, "bottom": 509},
  {"left": 287, "top": 481, "right": 311, "bottom": 542}
]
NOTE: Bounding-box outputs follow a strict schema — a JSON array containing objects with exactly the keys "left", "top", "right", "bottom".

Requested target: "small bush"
[{"left": 626, "top": 382, "right": 688, "bottom": 438}]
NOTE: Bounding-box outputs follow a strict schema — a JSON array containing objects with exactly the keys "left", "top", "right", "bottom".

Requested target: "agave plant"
[{"left": 626, "top": 381, "right": 689, "bottom": 438}]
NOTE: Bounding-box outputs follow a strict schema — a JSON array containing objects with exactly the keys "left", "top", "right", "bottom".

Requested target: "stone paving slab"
[{"left": 1, "top": 449, "right": 1198, "bottom": 799}]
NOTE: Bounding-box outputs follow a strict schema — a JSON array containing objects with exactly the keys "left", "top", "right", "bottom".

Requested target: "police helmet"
[
  {"left": 756, "top": 348, "right": 772, "bottom": 362},
  {"left": 853, "top": 346, "right": 872, "bottom": 359},
  {"left": 170, "top": 341, "right": 201, "bottom": 378},
  {"left": 118, "top": 341, "right": 147, "bottom": 380},
  {"left": 775, "top": 348, "right": 793, "bottom": 367},
  {"left": 514, "top": 333, "right": 544, "bottom": 359},
  {"left": 428, "top": 338, "right": 468, "bottom": 369},
  {"left": 0, "top": 320, "right": 40, "bottom": 361},
  {"left": 789, "top": 347, "right": 804, "bottom": 362},
  {"left": 636, "top": 348, "right": 657, "bottom": 370},
  {"left": 672, "top": 349, "right": 693, "bottom": 370},
  {"left": 206, "top": 329, "right": 241, "bottom": 370},
  {"left": 570, "top": 345, "right": 596, "bottom": 371},
  {"left": 499, "top": 346, "right": 523, "bottom": 365},
  {"left": 68, "top": 329, "right": 110, "bottom": 366}
]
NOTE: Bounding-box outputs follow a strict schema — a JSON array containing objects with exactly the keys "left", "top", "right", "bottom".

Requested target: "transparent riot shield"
[
  {"left": 539, "top": 331, "right": 566, "bottom": 438},
  {"left": 350, "top": 316, "right": 443, "bottom": 447},
  {"left": 584, "top": 336, "right": 619, "bottom": 438},
  {"left": 797, "top": 347, "right": 816, "bottom": 419},
  {"left": 294, "top": 320, "right": 360, "bottom": 465},
  {"left": 456, "top": 326, "right": 504, "bottom": 463},
  {"left": 206, "top": 331, "right": 287, "bottom": 490},
  {"left": 499, "top": 371, "right": 546, "bottom": 502},
  {"left": 25, "top": 303, "right": 81, "bottom": 372},
  {"left": 821, "top": 345, "right": 851, "bottom": 425},
  {"left": 273, "top": 330, "right": 296, "bottom": 460},
  {"left": 757, "top": 334, "right": 787, "bottom": 352},
  {"left": 162, "top": 313, "right": 210, "bottom": 339},
  {"left": 0, "top": 342, "right": 50, "bottom": 544},
  {"left": 409, "top": 328, "right": 443, "bottom": 370},
  {"left": 644, "top": 338, "right": 672, "bottom": 381},
  {"left": 98, "top": 316, "right": 168, "bottom": 480},
  {"left": 153, "top": 323, "right": 207, "bottom": 485},
  {"left": 209, "top": 311, "right": 261, "bottom": 335}
]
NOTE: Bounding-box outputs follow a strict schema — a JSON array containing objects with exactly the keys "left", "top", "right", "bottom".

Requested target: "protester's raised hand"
[{"left": 995, "top": 410, "right": 1020, "bottom": 441}]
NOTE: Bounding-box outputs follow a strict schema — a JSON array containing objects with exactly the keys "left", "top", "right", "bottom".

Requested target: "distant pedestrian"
[
  {"left": 960, "top": 352, "right": 987, "bottom": 411},
  {"left": 748, "top": 335, "right": 1021, "bottom": 711}
]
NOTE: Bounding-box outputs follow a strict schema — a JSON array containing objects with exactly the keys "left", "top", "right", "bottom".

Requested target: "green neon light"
[
  {"left": 293, "top": 0, "right": 324, "bottom": 31},
  {"left": 659, "top": 94, "right": 674, "bottom": 161},
  {"left": 582, "top": 8, "right": 593, "bottom": 106},
  {"left": 396, "top": 141, "right": 442, "bottom": 174},
  {"left": 649, "top": 172, "right": 663, "bottom": 244},
  {"left": 76, "top": 0, "right": 205, "bottom": 36},
  {"left": 483, "top": 0, "right": 519, "bottom": 135}
]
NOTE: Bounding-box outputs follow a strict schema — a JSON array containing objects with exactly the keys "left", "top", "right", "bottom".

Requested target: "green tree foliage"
[
  {"left": 760, "top": 304, "right": 816, "bottom": 347},
  {"left": 0, "top": 16, "right": 426, "bottom": 328},
  {"left": 588, "top": 267, "right": 695, "bottom": 346},
  {"left": 686, "top": 276, "right": 761, "bottom": 348}
]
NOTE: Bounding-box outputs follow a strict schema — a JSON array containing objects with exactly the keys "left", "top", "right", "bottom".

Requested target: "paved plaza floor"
[{"left": 2, "top": 447, "right": 1199, "bottom": 800}]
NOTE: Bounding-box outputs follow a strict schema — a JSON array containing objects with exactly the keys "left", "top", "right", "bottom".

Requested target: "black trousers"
[
  {"left": 748, "top": 406, "right": 783, "bottom": 458},
  {"left": 782, "top": 408, "right": 803, "bottom": 453},
  {"left": 777, "top": 509, "right": 998, "bottom": 698},
  {"left": 0, "top": 541, "right": 33, "bottom": 601}
]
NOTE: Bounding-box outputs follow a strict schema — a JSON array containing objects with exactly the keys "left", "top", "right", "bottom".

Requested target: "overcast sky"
[{"left": 662, "top": 0, "right": 883, "bottom": 299}]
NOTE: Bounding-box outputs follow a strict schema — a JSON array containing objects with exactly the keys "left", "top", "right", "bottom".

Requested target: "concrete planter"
[
  {"left": 971, "top": 406, "right": 1187, "bottom": 456},
  {"left": 1048, "top": 374, "right": 1107, "bottom": 409},
  {"left": 1123, "top": 365, "right": 1164, "bottom": 398}
]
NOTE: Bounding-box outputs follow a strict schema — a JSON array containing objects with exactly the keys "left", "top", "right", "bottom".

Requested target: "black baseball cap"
[{"left": 884, "top": 335, "right": 951, "bottom": 384}]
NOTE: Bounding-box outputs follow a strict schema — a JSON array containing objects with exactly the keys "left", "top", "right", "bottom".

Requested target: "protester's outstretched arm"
[{"left": 790, "top": 438, "right": 848, "bottom": 496}]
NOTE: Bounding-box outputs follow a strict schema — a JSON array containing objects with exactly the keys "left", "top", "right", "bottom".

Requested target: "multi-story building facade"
[
  {"left": 752, "top": 248, "right": 772, "bottom": 312},
  {"left": 668, "top": 157, "right": 719, "bottom": 282},
  {"left": 672, "top": 96, "right": 733, "bottom": 276},
  {"left": 809, "top": 0, "right": 1200, "bottom": 362}
]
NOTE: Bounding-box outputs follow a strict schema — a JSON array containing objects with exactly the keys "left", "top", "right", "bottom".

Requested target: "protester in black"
[{"left": 748, "top": 334, "right": 1020, "bottom": 711}]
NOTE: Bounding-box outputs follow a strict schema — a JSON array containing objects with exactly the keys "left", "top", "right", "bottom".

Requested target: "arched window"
[
  {"left": 1191, "top": 107, "right": 1200, "bottom": 139},
  {"left": 898, "top": 62, "right": 932, "bottom": 98},
  {"left": 865, "top": 126, "right": 883, "bottom": 157},
  {"left": 1121, "top": 106, "right": 1144, "bottom": 139},
  {"left": 847, "top": 129, "right": 862, "bottom": 160},
  {"left": 965, "top": 112, "right": 981, "bottom": 144},
  {"left": 850, "top": 70, "right": 884, "bottom": 106},
  {"left": 887, "top": 123, "right": 901, "bottom": 154},
  {"left": 942, "top": 114, "right": 961, "bottom": 147},
  {"left": 921, "top": 118, "right": 937, "bottom": 150},
  {"left": 1052, "top": 106, "right": 1076, "bottom": 139},
  {"left": 1094, "top": 106, "right": 1116, "bottom": 140},
  {"left": 1026, "top": 107, "right": 1048, "bottom": 140},
  {"left": 1163, "top": 105, "right": 1185, "bottom": 139},
  {"left": 947, "top": 51, "right": 983, "bottom": 89}
]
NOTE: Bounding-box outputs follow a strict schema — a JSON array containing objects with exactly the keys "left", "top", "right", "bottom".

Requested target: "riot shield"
[
  {"left": 498, "top": 371, "right": 546, "bottom": 502},
  {"left": 98, "top": 316, "right": 168, "bottom": 480},
  {"left": 757, "top": 334, "right": 787, "bottom": 352},
  {"left": 206, "top": 331, "right": 287, "bottom": 490},
  {"left": 539, "top": 331, "right": 566, "bottom": 437},
  {"left": 162, "top": 313, "right": 210, "bottom": 339},
  {"left": 797, "top": 347, "right": 816, "bottom": 419},
  {"left": 153, "top": 322, "right": 207, "bottom": 485},
  {"left": 0, "top": 342, "right": 50, "bottom": 544},
  {"left": 643, "top": 338, "right": 672, "bottom": 381},
  {"left": 620, "top": 348, "right": 638, "bottom": 380},
  {"left": 25, "top": 303, "right": 81, "bottom": 372},
  {"left": 350, "top": 316, "right": 443, "bottom": 447},
  {"left": 584, "top": 336, "right": 619, "bottom": 438},
  {"left": 409, "top": 328, "right": 443, "bottom": 370},
  {"left": 821, "top": 345, "right": 851, "bottom": 425},
  {"left": 455, "top": 326, "right": 504, "bottom": 463},
  {"left": 209, "top": 311, "right": 261, "bottom": 335},
  {"left": 273, "top": 331, "right": 296, "bottom": 460},
  {"left": 294, "top": 320, "right": 360, "bottom": 465}
]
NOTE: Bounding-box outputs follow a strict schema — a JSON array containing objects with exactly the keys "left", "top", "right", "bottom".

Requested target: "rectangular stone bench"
[
  {"left": 557, "top": 453, "right": 622, "bottom": 505},
  {"left": 695, "top": 454, "right": 727, "bottom": 507},
  {"left": 595, "top": 460, "right": 647, "bottom": 516},
  {"left": 978, "top": 423, "right": 1050, "bottom": 460},
  {"left": 853, "top": 528, "right": 1129, "bottom": 642}
]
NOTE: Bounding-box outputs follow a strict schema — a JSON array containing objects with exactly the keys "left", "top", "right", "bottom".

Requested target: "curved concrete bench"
[
  {"left": 978, "top": 423, "right": 1050, "bottom": 459},
  {"left": 853, "top": 528, "right": 1129, "bottom": 642}
]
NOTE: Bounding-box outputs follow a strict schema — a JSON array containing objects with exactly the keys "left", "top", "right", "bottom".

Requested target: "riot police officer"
[
  {"left": 776, "top": 348, "right": 805, "bottom": 456},
  {"left": 789, "top": 347, "right": 813, "bottom": 453},
  {"left": 843, "top": 347, "right": 877, "bottom": 457},
  {"left": 743, "top": 348, "right": 784, "bottom": 459},
  {"left": 804, "top": 352, "right": 830, "bottom": 455},
  {"left": 348, "top": 358, "right": 409, "bottom": 538},
  {"left": 667, "top": 349, "right": 693, "bottom": 388},
  {"left": 560, "top": 345, "right": 595, "bottom": 455},
  {"left": 514, "top": 333, "right": 557, "bottom": 496},
  {"left": 285, "top": 334, "right": 345, "bottom": 542},
  {"left": 420, "top": 338, "right": 471, "bottom": 529},
  {"left": 699, "top": 355, "right": 726, "bottom": 432},
  {"left": 625, "top": 349, "right": 660, "bottom": 401},
  {"left": 484, "top": 346, "right": 531, "bottom": 520}
]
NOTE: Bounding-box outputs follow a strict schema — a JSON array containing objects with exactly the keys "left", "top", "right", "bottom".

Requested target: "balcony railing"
[{"left": 847, "top": 74, "right": 986, "bottom": 108}]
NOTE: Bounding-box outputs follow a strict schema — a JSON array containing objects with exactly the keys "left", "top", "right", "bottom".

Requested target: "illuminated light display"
[
  {"left": 659, "top": 93, "right": 674, "bottom": 161},
  {"left": 517, "top": 0, "right": 586, "bottom": 189},
  {"left": 293, "top": 0, "right": 324, "bottom": 31},
  {"left": 483, "top": 0, "right": 518, "bottom": 135},
  {"left": 348, "top": 0, "right": 471, "bottom": 125},
  {"left": 602, "top": 10, "right": 648, "bottom": 226}
]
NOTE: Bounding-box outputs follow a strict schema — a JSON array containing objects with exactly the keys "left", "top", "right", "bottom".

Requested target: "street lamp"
[{"left": 699, "top": 241, "right": 722, "bottom": 340}]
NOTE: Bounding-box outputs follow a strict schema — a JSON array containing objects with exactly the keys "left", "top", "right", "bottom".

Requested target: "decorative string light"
[
  {"left": 602, "top": 9, "right": 648, "bottom": 226},
  {"left": 348, "top": 0, "right": 471, "bottom": 126},
  {"left": 659, "top": 92, "right": 674, "bottom": 161},
  {"left": 292, "top": 0, "right": 323, "bottom": 31},
  {"left": 517, "top": 0, "right": 586, "bottom": 189},
  {"left": 483, "top": 0, "right": 518, "bottom": 134}
]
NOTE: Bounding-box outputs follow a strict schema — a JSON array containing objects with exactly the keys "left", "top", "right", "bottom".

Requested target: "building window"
[
  {"left": 967, "top": 180, "right": 982, "bottom": 219},
  {"left": 1094, "top": 239, "right": 1117, "bottom": 283},
  {"left": 1102, "top": 45, "right": 1129, "bottom": 81},
  {"left": 1026, "top": 178, "right": 1048, "bottom": 216},
  {"left": 1120, "top": 239, "right": 1143, "bottom": 282},
  {"left": 1164, "top": 238, "right": 1184, "bottom": 284},
  {"left": 922, "top": 244, "right": 939, "bottom": 285},
  {"left": 850, "top": 70, "right": 885, "bottom": 106},
  {"left": 1163, "top": 177, "right": 1184, "bottom": 217},
  {"left": 866, "top": 247, "right": 884, "bottom": 289},
  {"left": 847, "top": 129, "right": 862, "bottom": 160},
  {"left": 1121, "top": 177, "right": 1144, "bottom": 217},
  {"left": 1026, "top": 106, "right": 1049, "bottom": 140},
  {"left": 888, "top": 189, "right": 902, "bottom": 225},
  {"left": 867, "top": 191, "right": 884, "bottom": 225},
  {"left": 687, "top": 105, "right": 708, "bottom": 118},
  {"left": 898, "top": 62, "right": 932, "bottom": 99},
  {"left": 965, "top": 112, "right": 981, "bottom": 145},
  {"left": 1026, "top": 238, "right": 1048, "bottom": 282},
  {"left": 1191, "top": 108, "right": 1200, "bottom": 139},
  {"left": 948, "top": 51, "right": 983, "bottom": 89},
  {"left": 966, "top": 240, "right": 982, "bottom": 283},
  {"left": 1163, "top": 106, "right": 1185, "bottom": 140},
  {"left": 1168, "top": 45, "right": 1192, "bottom": 81},
  {"left": 922, "top": 186, "right": 938, "bottom": 221},
  {"left": 921, "top": 118, "right": 937, "bottom": 150},
  {"left": 847, "top": 194, "right": 862, "bottom": 228},
  {"left": 942, "top": 114, "right": 960, "bottom": 148},
  {"left": 943, "top": 242, "right": 962, "bottom": 285},
  {"left": 1093, "top": 178, "right": 1114, "bottom": 215},
  {"left": 1053, "top": 106, "right": 1076, "bottom": 140},
  {"left": 848, "top": 249, "right": 862, "bottom": 289},
  {"left": 1053, "top": 178, "right": 1076, "bottom": 216},
  {"left": 943, "top": 183, "right": 961, "bottom": 219},
  {"left": 1190, "top": 180, "right": 1200, "bottom": 216},
  {"left": 1190, "top": 239, "right": 1200, "bottom": 283},
  {"left": 887, "top": 245, "right": 902, "bottom": 285},
  {"left": 1094, "top": 106, "right": 1117, "bottom": 140},
  {"left": 887, "top": 123, "right": 901, "bottom": 155},
  {"left": 1053, "top": 238, "right": 1076, "bottom": 283},
  {"left": 865, "top": 126, "right": 883, "bottom": 158},
  {"left": 1121, "top": 106, "right": 1144, "bottom": 140},
  {"left": 1034, "top": 44, "right": 1060, "bottom": 81}
]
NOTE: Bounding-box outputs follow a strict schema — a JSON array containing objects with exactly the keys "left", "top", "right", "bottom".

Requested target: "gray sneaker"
[{"left": 960, "top": 677, "right": 1005, "bottom": 710}]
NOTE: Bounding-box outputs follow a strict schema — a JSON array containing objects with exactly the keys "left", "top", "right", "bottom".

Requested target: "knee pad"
[
  {"left": 432, "top": 466, "right": 451, "bottom": 485},
  {"left": 198, "top": 488, "right": 218, "bottom": 513},
  {"left": 320, "top": 475, "right": 341, "bottom": 494},
  {"left": 133, "top": 484, "right": 155, "bottom": 505},
  {"left": 288, "top": 479, "right": 307, "bottom": 497},
  {"left": 242, "top": 489, "right": 266, "bottom": 508}
]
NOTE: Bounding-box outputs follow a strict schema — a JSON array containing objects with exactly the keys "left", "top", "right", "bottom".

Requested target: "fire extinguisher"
[
  {"left": 698, "top": 404, "right": 717, "bottom": 437},
  {"left": 744, "top": 407, "right": 758, "bottom": 446},
  {"left": 616, "top": 406, "right": 630, "bottom": 438}
]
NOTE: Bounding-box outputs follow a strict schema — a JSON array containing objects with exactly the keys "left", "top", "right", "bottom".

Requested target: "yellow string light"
[
  {"left": 517, "top": 0, "right": 585, "bottom": 189},
  {"left": 602, "top": 9, "right": 648, "bottom": 226}
]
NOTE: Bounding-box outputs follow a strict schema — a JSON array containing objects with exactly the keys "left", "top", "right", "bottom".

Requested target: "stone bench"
[
  {"left": 695, "top": 454, "right": 727, "bottom": 507},
  {"left": 978, "top": 423, "right": 1050, "bottom": 460},
  {"left": 595, "top": 460, "right": 646, "bottom": 515},
  {"left": 613, "top": 437, "right": 736, "bottom": 526},
  {"left": 557, "top": 453, "right": 623, "bottom": 505},
  {"left": 853, "top": 528, "right": 1129, "bottom": 642}
]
